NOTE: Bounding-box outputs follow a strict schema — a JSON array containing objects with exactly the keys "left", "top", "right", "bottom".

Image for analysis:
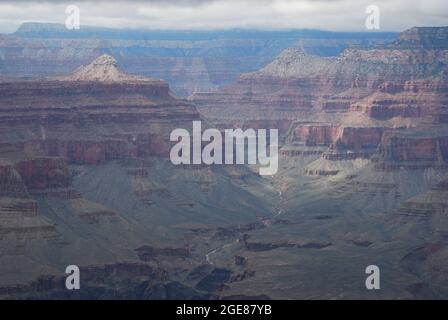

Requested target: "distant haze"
[{"left": 0, "top": 0, "right": 447, "bottom": 34}]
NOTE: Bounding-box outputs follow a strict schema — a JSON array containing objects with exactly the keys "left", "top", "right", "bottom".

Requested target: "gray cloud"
[{"left": 0, "top": 0, "right": 446, "bottom": 33}]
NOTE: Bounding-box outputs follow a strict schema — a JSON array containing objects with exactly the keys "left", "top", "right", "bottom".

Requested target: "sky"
[{"left": 0, "top": 0, "right": 446, "bottom": 34}]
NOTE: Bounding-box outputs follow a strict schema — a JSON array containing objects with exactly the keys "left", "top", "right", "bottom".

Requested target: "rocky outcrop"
[
  {"left": 0, "top": 158, "right": 69, "bottom": 241},
  {"left": 0, "top": 163, "right": 28, "bottom": 198},
  {"left": 375, "top": 134, "right": 448, "bottom": 170},
  {"left": 193, "top": 26, "right": 448, "bottom": 195},
  {"left": 285, "top": 123, "right": 385, "bottom": 162},
  {"left": 337, "top": 127, "right": 384, "bottom": 150},
  {"left": 289, "top": 123, "right": 341, "bottom": 146},
  {"left": 389, "top": 27, "right": 448, "bottom": 49},
  {"left": 288, "top": 124, "right": 384, "bottom": 150},
  {"left": 136, "top": 134, "right": 173, "bottom": 157},
  {"left": 0, "top": 196, "right": 59, "bottom": 240},
  {"left": 23, "top": 139, "right": 136, "bottom": 165},
  {"left": 0, "top": 198, "right": 38, "bottom": 217},
  {"left": 21, "top": 134, "right": 174, "bottom": 164},
  {"left": 397, "top": 180, "right": 448, "bottom": 216},
  {"left": 0, "top": 54, "right": 199, "bottom": 127},
  {"left": 57, "top": 54, "right": 161, "bottom": 83},
  {"left": 14, "top": 157, "right": 71, "bottom": 189},
  {"left": 193, "top": 27, "right": 448, "bottom": 124},
  {"left": 0, "top": 54, "right": 201, "bottom": 169},
  {"left": 279, "top": 146, "right": 325, "bottom": 157},
  {"left": 0, "top": 82, "right": 197, "bottom": 126},
  {"left": 351, "top": 78, "right": 448, "bottom": 120}
]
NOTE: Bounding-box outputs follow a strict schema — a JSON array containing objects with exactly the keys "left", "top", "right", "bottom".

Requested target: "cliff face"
[
  {"left": 0, "top": 55, "right": 202, "bottom": 278},
  {"left": 14, "top": 158, "right": 71, "bottom": 190},
  {"left": 0, "top": 55, "right": 198, "bottom": 126},
  {"left": 389, "top": 27, "right": 448, "bottom": 49},
  {"left": 0, "top": 54, "right": 199, "bottom": 162},
  {"left": 289, "top": 124, "right": 341, "bottom": 146},
  {"left": 193, "top": 43, "right": 448, "bottom": 117},
  {"left": 373, "top": 133, "right": 448, "bottom": 171},
  {"left": 351, "top": 78, "right": 448, "bottom": 120},
  {"left": 21, "top": 136, "right": 173, "bottom": 164},
  {"left": 194, "top": 26, "right": 448, "bottom": 164}
]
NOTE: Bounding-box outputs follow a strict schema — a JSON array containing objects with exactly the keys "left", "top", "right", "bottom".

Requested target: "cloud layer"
[{"left": 0, "top": 0, "right": 446, "bottom": 33}]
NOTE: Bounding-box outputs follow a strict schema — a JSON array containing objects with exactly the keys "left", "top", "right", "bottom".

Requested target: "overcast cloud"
[{"left": 0, "top": 0, "right": 446, "bottom": 34}]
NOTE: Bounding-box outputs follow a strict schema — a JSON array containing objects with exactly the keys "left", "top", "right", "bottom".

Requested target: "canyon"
[
  {"left": 0, "top": 25, "right": 447, "bottom": 299},
  {"left": 0, "top": 22, "right": 397, "bottom": 96},
  {"left": 191, "top": 26, "right": 448, "bottom": 299}
]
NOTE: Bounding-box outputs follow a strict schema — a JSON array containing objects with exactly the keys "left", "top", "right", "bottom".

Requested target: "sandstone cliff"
[{"left": 194, "top": 26, "right": 448, "bottom": 167}]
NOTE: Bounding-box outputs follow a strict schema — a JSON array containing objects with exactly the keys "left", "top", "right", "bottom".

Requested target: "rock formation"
[
  {"left": 194, "top": 26, "right": 448, "bottom": 166},
  {"left": 0, "top": 22, "right": 397, "bottom": 96},
  {"left": 0, "top": 54, "right": 203, "bottom": 290}
]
